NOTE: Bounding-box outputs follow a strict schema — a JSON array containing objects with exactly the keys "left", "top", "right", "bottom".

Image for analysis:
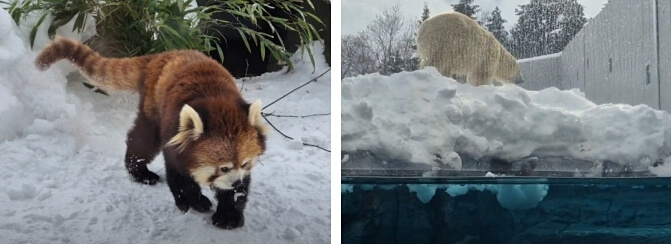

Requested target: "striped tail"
[{"left": 35, "top": 36, "right": 148, "bottom": 91}]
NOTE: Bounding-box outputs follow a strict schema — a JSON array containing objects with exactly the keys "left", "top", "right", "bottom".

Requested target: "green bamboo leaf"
[
  {"left": 49, "top": 13, "right": 77, "bottom": 37},
  {"left": 204, "top": 36, "right": 212, "bottom": 51},
  {"left": 304, "top": 11, "right": 323, "bottom": 26},
  {"left": 183, "top": 7, "right": 201, "bottom": 15},
  {"left": 6, "top": 0, "right": 17, "bottom": 14},
  {"left": 306, "top": 45, "right": 316, "bottom": 71},
  {"left": 237, "top": 28, "right": 252, "bottom": 53},
  {"left": 30, "top": 12, "right": 49, "bottom": 48},
  {"left": 214, "top": 41, "right": 225, "bottom": 63},
  {"left": 7, "top": 0, "right": 17, "bottom": 10},
  {"left": 283, "top": 24, "right": 298, "bottom": 32},
  {"left": 270, "top": 49, "right": 282, "bottom": 64},
  {"left": 260, "top": 40, "right": 266, "bottom": 61},
  {"left": 286, "top": 59, "right": 294, "bottom": 72},
  {"left": 177, "top": 0, "right": 184, "bottom": 11},
  {"left": 306, "top": 21, "right": 321, "bottom": 41},
  {"left": 226, "top": 9, "right": 252, "bottom": 19},
  {"left": 288, "top": 5, "right": 305, "bottom": 20},
  {"left": 273, "top": 25, "right": 286, "bottom": 48},
  {"left": 248, "top": 4, "right": 257, "bottom": 24},
  {"left": 10, "top": 1, "right": 21, "bottom": 25},
  {"left": 249, "top": 31, "right": 259, "bottom": 46},
  {"left": 72, "top": 12, "right": 86, "bottom": 32},
  {"left": 265, "top": 19, "right": 277, "bottom": 34}
]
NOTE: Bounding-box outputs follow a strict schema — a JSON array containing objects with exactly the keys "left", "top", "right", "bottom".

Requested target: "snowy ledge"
[
  {"left": 517, "top": 52, "right": 562, "bottom": 64},
  {"left": 341, "top": 67, "right": 671, "bottom": 177}
]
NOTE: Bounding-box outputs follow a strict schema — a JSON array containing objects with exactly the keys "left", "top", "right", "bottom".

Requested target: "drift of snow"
[
  {"left": 342, "top": 67, "right": 671, "bottom": 172},
  {"left": 0, "top": 9, "right": 25, "bottom": 72},
  {"left": 650, "top": 156, "right": 671, "bottom": 176},
  {"left": 0, "top": 9, "right": 330, "bottom": 243}
]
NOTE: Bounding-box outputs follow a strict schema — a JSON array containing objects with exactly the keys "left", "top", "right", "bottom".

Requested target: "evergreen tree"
[
  {"left": 510, "top": 0, "right": 553, "bottom": 58},
  {"left": 510, "top": 0, "right": 586, "bottom": 59},
  {"left": 388, "top": 50, "right": 405, "bottom": 73},
  {"left": 552, "top": 0, "right": 587, "bottom": 52},
  {"left": 485, "top": 7, "right": 509, "bottom": 48},
  {"left": 421, "top": 2, "right": 430, "bottom": 23},
  {"left": 452, "top": 0, "right": 479, "bottom": 20},
  {"left": 479, "top": 10, "right": 491, "bottom": 27},
  {"left": 406, "top": 2, "right": 431, "bottom": 71}
]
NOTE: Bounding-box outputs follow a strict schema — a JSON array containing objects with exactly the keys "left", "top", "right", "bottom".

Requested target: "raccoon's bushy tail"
[{"left": 35, "top": 36, "right": 148, "bottom": 91}]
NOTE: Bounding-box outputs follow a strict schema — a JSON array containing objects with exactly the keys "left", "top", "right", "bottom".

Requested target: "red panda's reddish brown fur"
[{"left": 36, "top": 36, "right": 269, "bottom": 229}]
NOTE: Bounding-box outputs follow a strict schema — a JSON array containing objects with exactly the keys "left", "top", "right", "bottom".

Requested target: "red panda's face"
[
  {"left": 188, "top": 130, "right": 265, "bottom": 189},
  {"left": 187, "top": 154, "right": 260, "bottom": 190},
  {"left": 167, "top": 98, "right": 270, "bottom": 189}
]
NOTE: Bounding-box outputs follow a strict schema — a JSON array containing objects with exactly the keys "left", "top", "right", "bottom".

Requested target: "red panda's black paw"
[
  {"left": 131, "top": 171, "right": 161, "bottom": 185},
  {"left": 175, "top": 201, "right": 190, "bottom": 213},
  {"left": 189, "top": 195, "right": 212, "bottom": 213},
  {"left": 175, "top": 195, "right": 212, "bottom": 213},
  {"left": 212, "top": 211, "right": 244, "bottom": 229}
]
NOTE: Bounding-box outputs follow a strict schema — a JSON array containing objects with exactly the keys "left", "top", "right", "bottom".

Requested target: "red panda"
[{"left": 36, "top": 36, "right": 270, "bottom": 229}]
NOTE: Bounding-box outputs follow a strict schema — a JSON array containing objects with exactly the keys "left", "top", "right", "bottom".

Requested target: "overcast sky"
[{"left": 341, "top": 0, "right": 609, "bottom": 35}]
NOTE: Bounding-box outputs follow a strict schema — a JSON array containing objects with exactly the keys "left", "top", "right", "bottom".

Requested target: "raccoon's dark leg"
[
  {"left": 212, "top": 175, "right": 250, "bottom": 229},
  {"left": 163, "top": 150, "right": 212, "bottom": 213},
  {"left": 124, "top": 113, "right": 161, "bottom": 185}
]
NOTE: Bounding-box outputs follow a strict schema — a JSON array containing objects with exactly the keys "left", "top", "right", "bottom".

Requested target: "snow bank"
[
  {"left": 0, "top": 8, "right": 92, "bottom": 143},
  {"left": 342, "top": 67, "right": 671, "bottom": 172},
  {"left": 650, "top": 157, "right": 671, "bottom": 177},
  {"left": 0, "top": 9, "right": 26, "bottom": 72}
]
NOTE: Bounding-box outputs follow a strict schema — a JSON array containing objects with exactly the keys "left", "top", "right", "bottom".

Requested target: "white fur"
[
  {"left": 417, "top": 12, "right": 521, "bottom": 86},
  {"left": 191, "top": 165, "right": 217, "bottom": 186},
  {"left": 191, "top": 160, "right": 256, "bottom": 189},
  {"left": 234, "top": 192, "right": 246, "bottom": 201},
  {"left": 249, "top": 99, "right": 272, "bottom": 136},
  {"left": 212, "top": 169, "right": 249, "bottom": 190},
  {"left": 167, "top": 104, "right": 204, "bottom": 150},
  {"left": 242, "top": 156, "right": 259, "bottom": 169}
]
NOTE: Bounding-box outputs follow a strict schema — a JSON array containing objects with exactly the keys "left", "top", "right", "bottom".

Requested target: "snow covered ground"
[
  {"left": 0, "top": 9, "right": 330, "bottom": 244},
  {"left": 341, "top": 67, "right": 671, "bottom": 177}
]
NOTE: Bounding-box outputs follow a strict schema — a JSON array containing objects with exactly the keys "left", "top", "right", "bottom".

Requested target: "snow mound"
[
  {"left": 0, "top": 9, "right": 26, "bottom": 72},
  {"left": 0, "top": 43, "right": 88, "bottom": 143},
  {"left": 650, "top": 156, "right": 671, "bottom": 176},
  {"left": 342, "top": 67, "right": 671, "bottom": 171}
]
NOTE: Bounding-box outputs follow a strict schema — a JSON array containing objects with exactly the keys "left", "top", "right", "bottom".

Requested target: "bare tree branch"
[
  {"left": 239, "top": 60, "right": 250, "bottom": 92},
  {"left": 367, "top": 4, "right": 406, "bottom": 75},
  {"left": 263, "top": 68, "right": 330, "bottom": 110},
  {"left": 341, "top": 3, "right": 419, "bottom": 77},
  {"left": 259, "top": 69, "right": 331, "bottom": 153},
  {"left": 262, "top": 112, "right": 330, "bottom": 118},
  {"left": 342, "top": 33, "right": 377, "bottom": 77},
  {"left": 262, "top": 115, "right": 330, "bottom": 153}
]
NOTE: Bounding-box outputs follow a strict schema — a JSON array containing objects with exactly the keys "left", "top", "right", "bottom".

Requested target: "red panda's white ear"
[
  {"left": 167, "top": 104, "right": 204, "bottom": 150},
  {"left": 249, "top": 99, "right": 271, "bottom": 136}
]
